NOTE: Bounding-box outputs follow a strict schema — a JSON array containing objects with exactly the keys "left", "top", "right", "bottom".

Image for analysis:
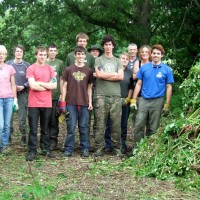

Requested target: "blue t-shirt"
[{"left": 137, "top": 62, "right": 174, "bottom": 99}]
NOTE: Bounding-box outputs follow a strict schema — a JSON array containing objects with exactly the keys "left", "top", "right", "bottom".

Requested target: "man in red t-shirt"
[
  {"left": 26, "top": 46, "right": 57, "bottom": 161},
  {"left": 60, "top": 46, "right": 93, "bottom": 157}
]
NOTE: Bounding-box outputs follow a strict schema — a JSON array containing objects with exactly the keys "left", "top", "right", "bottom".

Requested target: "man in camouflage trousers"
[{"left": 94, "top": 35, "right": 124, "bottom": 157}]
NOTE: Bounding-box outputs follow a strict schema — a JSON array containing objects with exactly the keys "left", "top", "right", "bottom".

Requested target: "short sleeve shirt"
[
  {"left": 62, "top": 64, "right": 93, "bottom": 106},
  {"left": 46, "top": 58, "right": 64, "bottom": 99},
  {"left": 26, "top": 63, "right": 55, "bottom": 107},
  {"left": 95, "top": 55, "right": 123, "bottom": 96},
  {"left": 0, "top": 64, "right": 16, "bottom": 98},
  {"left": 137, "top": 62, "right": 174, "bottom": 98}
]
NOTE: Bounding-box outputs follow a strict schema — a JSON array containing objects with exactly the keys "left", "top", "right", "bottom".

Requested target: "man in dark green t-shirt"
[
  {"left": 66, "top": 33, "right": 95, "bottom": 151},
  {"left": 66, "top": 32, "right": 95, "bottom": 69},
  {"left": 46, "top": 44, "right": 64, "bottom": 151}
]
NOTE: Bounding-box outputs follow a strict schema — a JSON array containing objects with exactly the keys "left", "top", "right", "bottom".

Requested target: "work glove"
[
  {"left": 122, "top": 97, "right": 131, "bottom": 105},
  {"left": 59, "top": 111, "right": 70, "bottom": 123},
  {"left": 58, "top": 101, "right": 66, "bottom": 113},
  {"left": 162, "top": 103, "right": 170, "bottom": 117},
  {"left": 13, "top": 98, "right": 19, "bottom": 112},
  {"left": 130, "top": 99, "right": 137, "bottom": 110}
]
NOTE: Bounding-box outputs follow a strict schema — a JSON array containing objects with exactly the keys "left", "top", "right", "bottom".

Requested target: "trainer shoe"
[
  {"left": 94, "top": 148, "right": 104, "bottom": 157},
  {"left": 26, "top": 152, "right": 37, "bottom": 161},
  {"left": 40, "top": 150, "right": 55, "bottom": 158},
  {"left": 81, "top": 150, "right": 89, "bottom": 157},
  {"left": 62, "top": 151, "right": 72, "bottom": 157}
]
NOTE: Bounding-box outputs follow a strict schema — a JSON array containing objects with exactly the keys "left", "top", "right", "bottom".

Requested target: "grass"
[{"left": 0, "top": 143, "right": 199, "bottom": 200}]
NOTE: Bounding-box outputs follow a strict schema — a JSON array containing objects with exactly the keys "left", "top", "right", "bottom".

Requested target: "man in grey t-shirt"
[{"left": 94, "top": 35, "right": 124, "bottom": 157}]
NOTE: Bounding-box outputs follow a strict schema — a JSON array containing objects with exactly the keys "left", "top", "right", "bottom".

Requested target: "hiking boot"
[
  {"left": 81, "top": 150, "right": 89, "bottom": 157},
  {"left": 21, "top": 135, "right": 27, "bottom": 147},
  {"left": 40, "top": 150, "right": 55, "bottom": 158},
  {"left": 89, "top": 146, "right": 95, "bottom": 152},
  {"left": 46, "top": 151, "right": 55, "bottom": 158},
  {"left": 26, "top": 152, "right": 37, "bottom": 161},
  {"left": 49, "top": 145, "right": 58, "bottom": 151},
  {"left": 121, "top": 147, "right": 127, "bottom": 154},
  {"left": 104, "top": 147, "right": 113, "bottom": 153},
  {"left": 62, "top": 151, "right": 72, "bottom": 157},
  {"left": 112, "top": 148, "right": 123, "bottom": 157},
  {"left": 94, "top": 148, "right": 104, "bottom": 157}
]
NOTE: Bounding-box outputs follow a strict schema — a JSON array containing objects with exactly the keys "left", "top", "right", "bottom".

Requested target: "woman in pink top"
[{"left": 0, "top": 45, "right": 17, "bottom": 154}]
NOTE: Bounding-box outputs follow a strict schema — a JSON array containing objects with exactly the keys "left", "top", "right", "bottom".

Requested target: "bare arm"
[
  {"left": 60, "top": 76, "right": 64, "bottom": 94},
  {"left": 133, "top": 60, "right": 139, "bottom": 80},
  {"left": 11, "top": 75, "right": 17, "bottom": 98},
  {"left": 95, "top": 67, "right": 117, "bottom": 79},
  {"left": 39, "top": 78, "right": 57, "bottom": 90},
  {"left": 128, "top": 89, "right": 133, "bottom": 98},
  {"left": 165, "top": 84, "right": 173, "bottom": 106},
  {"left": 132, "top": 79, "right": 142, "bottom": 99},
  {"left": 28, "top": 78, "right": 47, "bottom": 91},
  {"left": 95, "top": 68, "right": 124, "bottom": 81},
  {"left": 61, "top": 81, "right": 67, "bottom": 101},
  {"left": 87, "top": 83, "right": 93, "bottom": 110}
]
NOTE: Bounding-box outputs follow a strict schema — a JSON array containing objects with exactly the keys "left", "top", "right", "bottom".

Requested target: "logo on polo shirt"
[{"left": 156, "top": 72, "right": 163, "bottom": 78}]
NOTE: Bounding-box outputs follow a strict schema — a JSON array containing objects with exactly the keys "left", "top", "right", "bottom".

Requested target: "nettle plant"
[{"left": 180, "top": 61, "right": 200, "bottom": 113}]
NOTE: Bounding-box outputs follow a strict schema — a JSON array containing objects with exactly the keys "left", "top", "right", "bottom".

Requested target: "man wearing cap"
[
  {"left": 88, "top": 45, "right": 102, "bottom": 59},
  {"left": 88, "top": 44, "right": 102, "bottom": 145}
]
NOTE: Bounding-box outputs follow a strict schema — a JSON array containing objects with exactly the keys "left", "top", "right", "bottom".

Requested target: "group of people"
[{"left": 0, "top": 32, "right": 174, "bottom": 161}]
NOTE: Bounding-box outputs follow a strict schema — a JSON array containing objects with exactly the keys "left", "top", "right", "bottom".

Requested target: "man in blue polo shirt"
[{"left": 130, "top": 44, "right": 174, "bottom": 148}]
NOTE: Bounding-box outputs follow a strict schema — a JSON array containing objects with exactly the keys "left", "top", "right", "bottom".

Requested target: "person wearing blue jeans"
[
  {"left": 0, "top": 45, "right": 18, "bottom": 155},
  {"left": 104, "top": 52, "right": 133, "bottom": 154},
  {"left": 0, "top": 98, "right": 14, "bottom": 147},
  {"left": 60, "top": 46, "right": 93, "bottom": 157},
  {"left": 64, "top": 105, "right": 89, "bottom": 154}
]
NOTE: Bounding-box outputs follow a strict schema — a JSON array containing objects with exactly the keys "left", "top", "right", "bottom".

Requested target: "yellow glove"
[
  {"left": 162, "top": 103, "right": 170, "bottom": 117},
  {"left": 122, "top": 97, "right": 131, "bottom": 105},
  {"left": 130, "top": 99, "right": 137, "bottom": 110},
  {"left": 58, "top": 113, "right": 65, "bottom": 123}
]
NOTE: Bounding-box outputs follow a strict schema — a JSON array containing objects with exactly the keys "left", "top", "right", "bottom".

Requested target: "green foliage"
[
  {"left": 179, "top": 61, "right": 200, "bottom": 112},
  {"left": 22, "top": 180, "right": 55, "bottom": 199},
  {"left": 123, "top": 61, "right": 200, "bottom": 190},
  {"left": 0, "top": 0, "right": 199, "bottom": 78}
]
